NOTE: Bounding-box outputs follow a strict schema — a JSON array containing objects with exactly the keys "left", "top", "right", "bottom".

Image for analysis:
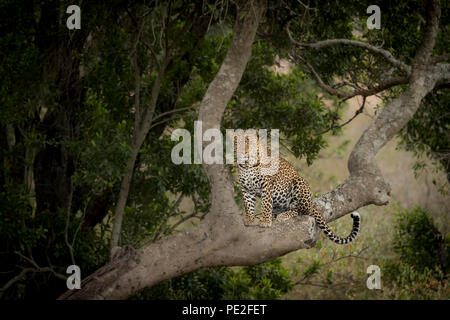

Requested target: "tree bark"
[
  {"left": 110, "top": 148, "right": 140, "bottom": 254},
  {"left": 59, "top": 0, "right": 448, "bottom": 300}
]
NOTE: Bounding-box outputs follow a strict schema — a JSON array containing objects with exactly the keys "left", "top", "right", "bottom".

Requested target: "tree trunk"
[
  {"left": 110, "top": 148, "right": 139, "bottom": 254},
  {"left": 109, "top": 46, "right": 168, "bottom": 255}
]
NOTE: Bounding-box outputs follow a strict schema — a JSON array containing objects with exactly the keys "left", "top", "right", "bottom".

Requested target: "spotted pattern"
[{"left": 237, "top": 157, "right": 360, "bottom": 244}]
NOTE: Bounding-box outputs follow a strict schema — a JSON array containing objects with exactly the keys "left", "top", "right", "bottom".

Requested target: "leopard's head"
[{"left": 228, "top": 129, "right": 264, "bottom": 168}]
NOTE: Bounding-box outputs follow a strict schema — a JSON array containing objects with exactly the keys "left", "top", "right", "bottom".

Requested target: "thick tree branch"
[
  {"left": 412, "top": 0, "right": 441, "bottom": 70},
  {"left": 430, "top": 53, "right": 450, "bottom": 64}
]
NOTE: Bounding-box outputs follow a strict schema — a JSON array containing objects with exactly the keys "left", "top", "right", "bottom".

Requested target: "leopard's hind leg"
[
  {"left": 274, "top": 192, "right": 301, "bottom": 222},
  {"left": 276, "top": 177, "right": 310, "bottom": 223}
]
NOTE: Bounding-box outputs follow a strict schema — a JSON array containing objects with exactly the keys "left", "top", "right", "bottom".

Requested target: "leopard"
[{"left": 233, "top": 130, "right": 360, "bottom": 245}]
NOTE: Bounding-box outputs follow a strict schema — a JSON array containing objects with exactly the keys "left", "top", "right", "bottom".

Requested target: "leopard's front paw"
[
  {"left": 243, "top": 216, "right": 259, "bottom": 226},
  {"left": 275, "top": 212, "right": 293, "bottom": 222},
  {"left": 258, "top": 218, "right": 272, "bottom": 228}
]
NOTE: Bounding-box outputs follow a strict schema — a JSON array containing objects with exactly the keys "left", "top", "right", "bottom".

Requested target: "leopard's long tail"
[{"left": 308, "top": 207, "right": 360, "bottom": 244}]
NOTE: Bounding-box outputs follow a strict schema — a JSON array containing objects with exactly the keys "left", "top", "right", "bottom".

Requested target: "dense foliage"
[
  {"left": 133, "top": 259, "right": 292, "bottom": 300},
  {"left": 382, "top": 207, "right": 449, "bottom": 299},
  {"left": 399, "top": 90, "right": 450, "bottom": 189}
]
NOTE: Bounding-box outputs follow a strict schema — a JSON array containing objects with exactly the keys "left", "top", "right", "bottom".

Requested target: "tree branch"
[
  {"left": 430, "top": 53, "right": 450, "bottom": 64},
  {"left": 151, "top": 105, "right": 196, "bottom": 123},
  {"left": 0, "top": 268, "right": 34, "bottom": 298},
  {"left": 412, "top": 0, "right": 441, "bottom": 70},
  {"left": 293, "top": 53, "right": 409, "bottom": 99},
  {"left": 315, "top": 96, "right": 367, "bottom": 136},
  {"left": 294, "top": 246, "right": 368, "bottom": 286},
  {"left": 64, "top": 181, "right": 75, "bottom": 265},
  {"left": 151, "top": 194, "right": 184, "bottom": 242},
  {"left": 2, "top": 255, "right": 67, "bottom": 299}
]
